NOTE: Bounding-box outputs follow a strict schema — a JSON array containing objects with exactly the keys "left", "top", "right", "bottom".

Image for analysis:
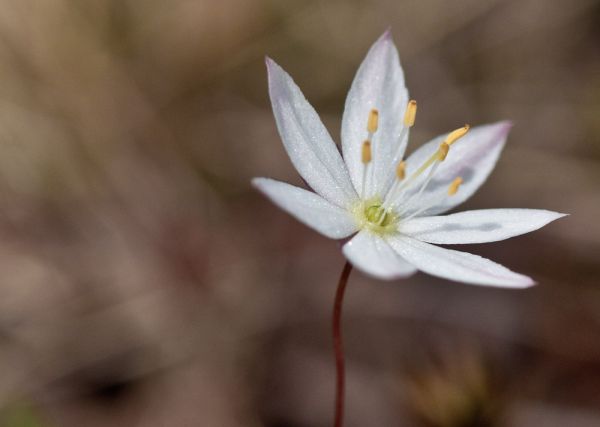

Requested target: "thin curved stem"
[{"left": 333, "top": 261, "right": 353, "bottom": 427}]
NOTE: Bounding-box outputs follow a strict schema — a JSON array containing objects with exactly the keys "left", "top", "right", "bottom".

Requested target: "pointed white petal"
[
  {"left": 400, "top": 209, "right": 567, "bottom": 244},
  {"left": 266, "top": 58, "right": 357, "bottom": 209},
  {"left": 392, "top": 122, "right": 511, "bottom": 216},
  {"left": 342, "top": 230, "right": 417, "bottom": 280},
  {"left": 387, "top": 235, "right": 534, "bottom": 287},
  {"left": 341, "top": 30, "right": 409, "bottom": 198},
  {"left": 253, "top": 178, "right": 358, "bottom": 239}
]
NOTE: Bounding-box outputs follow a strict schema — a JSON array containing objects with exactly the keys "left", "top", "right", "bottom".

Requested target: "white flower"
[{"left": 253, "top": 30, "right": 565, "bottom": 287}]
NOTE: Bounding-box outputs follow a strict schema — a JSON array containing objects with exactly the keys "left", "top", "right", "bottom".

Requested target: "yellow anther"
[
  {"left": 362, "top": 140, "right": 372, "bottom": 163},
  {"left": 396, "top": 161, "right": 406, "bottom": 180},
  {"left": 403, "top": 100, "right": 417, "bottom": 127},
  {"left": 444, "top": 124, "right": 470, "bottom": 146},
  {"left": 437, "top": 142, "right": 450, "bottom": 161},
  {"left": 367, "top": 109, "right": 379, "bottom": 133},
  {"left": 406, "top": 125, "right": 468, "bottom": 182},
  {"left": 448, "top": 177, "right": 463, "bottom": 195}
]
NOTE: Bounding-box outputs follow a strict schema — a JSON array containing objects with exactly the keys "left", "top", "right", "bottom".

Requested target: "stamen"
[
  {"left": 396, "top": 161, "right": 406, "bottom": 180},
  {"left": 361, "top": 140, "right": 372, "bottom": 198},
  {"left": 407, "top": 153, "right": 437, "bottom": 184},
  {"left": 406, "top": 124, "right": 471, "bottom": 182},
  {"left": 361, "top": 140, "right": 372, "bottom": 164},
  {"left": 382, "top": 100, "right": 418, "bottom": 197},
  {"left": 393, "top": 100, "right": 417, "bottom": 159},
  {"left": 384, "top": 124, "right": 470, "bottom": 211},
  {"left": 403, "top": 100, "right": 417, "bottom": 127},
  {"left": 444, "top": 124, "right": 470, "bottom": 146},
  {"left": 377, "top": 160, "right": 407, "bottom": 224},
  {"left": 367, "top": 109, "right": 379, "bottom": 134},
  {"left": 448, "top": 176, "right": 463, "bottom": 195},
  {"left": 437, "top": 142, "right": 450, "bottom": 161},
  {"left": 379, "top": 121, "right": 471, "bottom": 222},
  {"left": 363, "top": 109, "right": 378, "bottom": 198}
]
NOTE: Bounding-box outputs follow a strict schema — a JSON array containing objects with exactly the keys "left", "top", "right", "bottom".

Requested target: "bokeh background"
[{"left": 0, "top": 0, "right": 598, "bottom": 426}]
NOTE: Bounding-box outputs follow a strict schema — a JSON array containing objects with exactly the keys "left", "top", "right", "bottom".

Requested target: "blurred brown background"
[{"left": 0, "top": 0, "right": 598, "bottom": 426}]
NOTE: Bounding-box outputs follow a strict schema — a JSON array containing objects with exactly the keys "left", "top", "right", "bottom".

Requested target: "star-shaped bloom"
[{"left": 253, "top": 31, "right": 565, "bottom": 287}]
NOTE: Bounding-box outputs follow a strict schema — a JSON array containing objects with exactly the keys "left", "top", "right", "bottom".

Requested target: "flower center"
[
  {"left": 365, "top": 204, "right": 393, "bottom": 226},
  {"left": 352, "top": 199, "right": 398, "bottom": 235}
]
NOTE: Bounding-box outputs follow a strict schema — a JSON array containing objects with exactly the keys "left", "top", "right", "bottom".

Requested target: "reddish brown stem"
[{"left": 333, "top": 261, "right": 353, "bottom": 427}]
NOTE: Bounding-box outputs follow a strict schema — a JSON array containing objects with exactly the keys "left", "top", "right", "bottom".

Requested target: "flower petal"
[
  {"left": 266, "top": 58, "right": 357, "bottom": 209},
  {"left": 341, "top": 30, "right": 409, "bottom": 198},
  {"left": 387, "top": 235, "right": 534, "bottom": 287},
  {"left": 342, "top": 230, "right": 417, "bottom": 280},
  {"left": 392, "top": 121, "right": 511, "bottom": 216},
  {"left": 400, "top": 209, "right": 567, "bottom": 244},
  {"left": 253, "top": 178, "right": 358, "bottom": 239}
]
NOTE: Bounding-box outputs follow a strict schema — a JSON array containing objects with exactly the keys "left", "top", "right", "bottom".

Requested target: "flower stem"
[{"left": 333, "top": 261, "right": 353, "bottom": 427}]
